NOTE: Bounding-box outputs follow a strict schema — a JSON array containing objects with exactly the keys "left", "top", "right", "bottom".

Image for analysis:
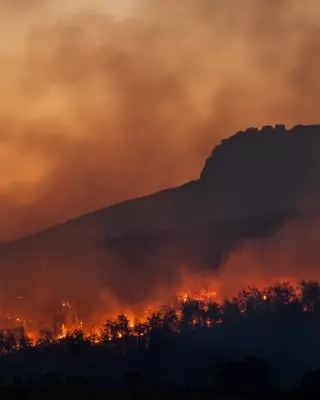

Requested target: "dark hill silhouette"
[{"left": 1, "top": 124, "right": 320, "bottom": 320}]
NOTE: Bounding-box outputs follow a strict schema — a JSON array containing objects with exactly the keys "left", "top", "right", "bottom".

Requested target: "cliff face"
[
  {"left": 200, "top": 124, "right": 320, "bottom": 217},
  {"left": 1, "top": 124, "right": 320, "bottom": 316}
]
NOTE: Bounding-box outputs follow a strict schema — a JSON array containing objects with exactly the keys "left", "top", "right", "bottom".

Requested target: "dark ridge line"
[{"left": 2, "top": 123, "right": 320, "bottom": 247}]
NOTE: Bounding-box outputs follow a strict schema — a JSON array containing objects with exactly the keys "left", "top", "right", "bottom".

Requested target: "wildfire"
[
  {"left": 0, "top": 277, "right": 315, "bottom": 348},
  {"left": 57, "top": 324, "right": 67, "bottom": 339},
  {"left": 178, "top": 289, "right": 217, "bottom": 304},
  {"left": 182, "top": 293, "right": 189, "bottom": 303}
]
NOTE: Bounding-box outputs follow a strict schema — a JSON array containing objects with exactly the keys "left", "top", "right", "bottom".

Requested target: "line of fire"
[
  {"left": 0, "top": 289, "right": 218, "bottom": 343},
  {"left": 0, "top": 279, "right": 316, "bottom": 352}
]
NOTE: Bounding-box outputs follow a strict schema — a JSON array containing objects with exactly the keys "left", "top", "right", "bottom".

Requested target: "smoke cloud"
[
  {"left": 0, "top": 0, "right": 320, "bottom": 239},
  {"left": 209, "top": 215, "right": 320, "bottom": 299}
]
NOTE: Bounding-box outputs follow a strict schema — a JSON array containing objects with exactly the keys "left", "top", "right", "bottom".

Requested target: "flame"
[
  {"left": 0, "top": 271, "right": 310, "bottom": 344},
  {"left": 57, "top": 324, "right": 67, "bottom": 339},
  {"left": 0, "top": 276, "right": 312, "bottom": 349}
]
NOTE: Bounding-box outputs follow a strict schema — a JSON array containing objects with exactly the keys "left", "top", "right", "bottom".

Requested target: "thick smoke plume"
[{"left": 0, "top": 0, "right": 320, "bottom": 239}]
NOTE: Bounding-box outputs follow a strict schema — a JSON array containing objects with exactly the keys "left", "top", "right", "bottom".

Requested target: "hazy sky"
[{"left": 0, "top": 0, "right": 320, "bottom": 239}]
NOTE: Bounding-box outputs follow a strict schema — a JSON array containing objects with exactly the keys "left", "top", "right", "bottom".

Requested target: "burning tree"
[{"left": 1, "top": 279, "right": 320, "bottom": 352}]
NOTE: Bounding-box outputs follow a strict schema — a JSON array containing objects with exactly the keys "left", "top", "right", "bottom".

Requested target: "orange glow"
[
  {"left": 0, "top": 274, "right": 305, "bottom": 343},
  {"left": 0, "top": 1, "right": 319, "bottom": 240}
]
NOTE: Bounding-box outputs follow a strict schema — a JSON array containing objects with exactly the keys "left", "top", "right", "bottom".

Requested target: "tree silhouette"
[
  {"left": 0, "top": 279, "right": 320, "bottom": 396},
  {"left": 116, "top": 314, "right": 131, "bottom": 338},
  {"left": 205, "top": 301, "right": 221, "bottom": 325},
  {"left": 221, "top": 297, "right": 241, "bottom": 323},
  {"left": 181, "top": 299, "right": 201, "bottom": 327},
  {"left": 65, "top": 329, "right": 89, "bottom": 346},
  {"left": 18, "top": 333, "right": 33, "bottom": 350},
  {"left": 162, "top": 308, "right": 179, "bottom": 332},
  {"left": 266, "top": 282, "right": 296, "bottom": 307},
  {"left": 301, "top": 280, "right": 320, "bottom": 312},
  {"left": 147, "top": 312, "right": 163, "bottom": 330},
  {"left": 1, "top": 333, "right": 17, "bottom": 353}
]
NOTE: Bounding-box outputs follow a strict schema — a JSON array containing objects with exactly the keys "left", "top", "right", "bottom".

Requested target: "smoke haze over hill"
[
  {"left": 0, "top": 125, "right": 320, "bottom": 326},
  {"left": 1, "top": 0, "right": 320, "bottom": 239}
]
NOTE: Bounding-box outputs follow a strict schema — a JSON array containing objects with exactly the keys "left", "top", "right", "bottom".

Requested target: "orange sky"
[{"left": 0, "top": 0, "right": 320, "bottom": 240}]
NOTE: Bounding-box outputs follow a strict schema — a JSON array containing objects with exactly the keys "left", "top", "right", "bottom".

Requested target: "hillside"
[{"left": 1, "top": 124, "right": 320, "bottom": 319}]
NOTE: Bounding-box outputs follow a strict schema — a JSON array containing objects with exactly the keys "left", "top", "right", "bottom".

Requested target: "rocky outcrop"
[
  {"left": 1, "top": 124, "right": 320, "bottom": 316},
  {"left": 200, "top": 124, "right": 320, "bottom": 217}
]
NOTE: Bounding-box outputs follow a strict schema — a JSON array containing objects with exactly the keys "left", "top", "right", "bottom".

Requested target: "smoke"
[
  {"left": 0, "top": 0, "right": 320, "bottom": 240},
  {"left": 201, "top": 215, "right": 320, "bottom": 301}
]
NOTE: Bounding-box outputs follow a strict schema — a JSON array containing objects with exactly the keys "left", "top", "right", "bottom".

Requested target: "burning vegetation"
[{"left": 0, "top": 279, "right": 319, "bottom": 352}]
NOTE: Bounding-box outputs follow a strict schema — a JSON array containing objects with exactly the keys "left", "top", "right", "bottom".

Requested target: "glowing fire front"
[
  {"left": 178, "top": 289, "right": 217, "bottom": 303},
  {"left": 0, "top": 280, "right": 316, "bottom": 349}
]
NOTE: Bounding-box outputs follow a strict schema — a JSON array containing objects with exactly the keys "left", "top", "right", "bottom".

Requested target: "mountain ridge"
[
  {"left": 8, "top": 123, "right": 320, "bottom": 244},
  {"left": 1, "top": 124, "right": 320, "bottom": 319}
]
